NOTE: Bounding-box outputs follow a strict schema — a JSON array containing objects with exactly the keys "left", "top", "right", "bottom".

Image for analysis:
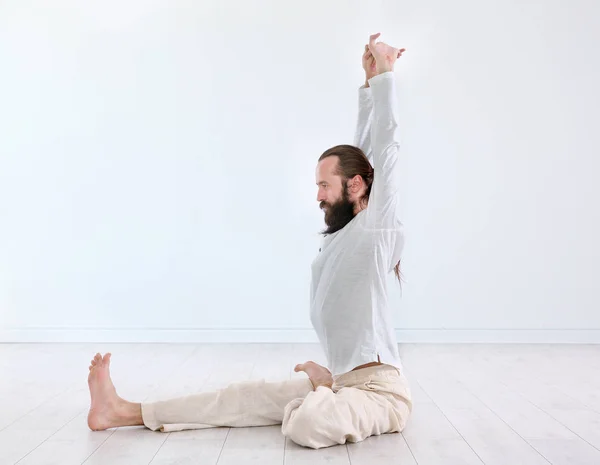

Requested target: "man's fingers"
[
  {"left": 369, "top": 32, "right": 381, "bottom": 43},
  {"left": 368, "top": 32, "right": 381, "bottom": 50}
]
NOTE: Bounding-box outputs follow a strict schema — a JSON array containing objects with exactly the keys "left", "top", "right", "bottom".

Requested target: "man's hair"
[{"left": 318, "top": 144, "right": 403, "bottom": 285}]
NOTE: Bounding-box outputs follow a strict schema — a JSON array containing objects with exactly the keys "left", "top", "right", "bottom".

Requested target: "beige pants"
[{"left": 141, "top": 364, "right": 412, "bottom": 449}]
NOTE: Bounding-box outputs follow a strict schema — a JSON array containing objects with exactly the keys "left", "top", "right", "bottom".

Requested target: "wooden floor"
[{"left": 1, "top": 343, "right": 600, "bottom": 465}]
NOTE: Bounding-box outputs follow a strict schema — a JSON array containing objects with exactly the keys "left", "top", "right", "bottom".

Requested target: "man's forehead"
[{"left": 317, "top": 158, "right": 339, "bottom": 175}]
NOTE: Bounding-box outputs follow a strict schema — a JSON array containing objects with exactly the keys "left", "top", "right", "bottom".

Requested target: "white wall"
[{"left": 1, "top": 0, "right": 599, "bottom": 343}]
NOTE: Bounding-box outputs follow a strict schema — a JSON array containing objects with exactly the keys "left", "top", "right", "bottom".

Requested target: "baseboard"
[
  {"left": 394, "top": 329, "right": 600, "bottom": 343},
  {"left": 1, "top": 328, "right": 600, "bottom": 343},
  {"left": 0, "top": 328, "right": 321, "bottom": 343}
]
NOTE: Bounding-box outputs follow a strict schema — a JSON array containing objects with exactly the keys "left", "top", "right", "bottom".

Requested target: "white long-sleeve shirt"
[{"left": 310, "top": 72, "right": 405, "bottom": 377}]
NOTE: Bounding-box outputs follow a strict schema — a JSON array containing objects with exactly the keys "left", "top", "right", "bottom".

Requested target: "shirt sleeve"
[
  {"left": 364, "top": 71, "right": 402, "bottom": 230},
  {"left": 353, "top": 85, "right": 374, "bottom": 164}
]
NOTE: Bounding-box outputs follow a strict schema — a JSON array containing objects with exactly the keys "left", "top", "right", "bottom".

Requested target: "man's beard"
[{"left": 320, "top": 186, "right": 356, "bottom": 235}]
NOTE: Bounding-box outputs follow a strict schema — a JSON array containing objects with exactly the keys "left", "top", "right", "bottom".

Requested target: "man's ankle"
[{"left": 120, "top": 401, "right": 143, "bottom": 426}]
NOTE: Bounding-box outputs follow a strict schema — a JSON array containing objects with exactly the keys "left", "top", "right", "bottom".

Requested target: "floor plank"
[
  {"left": 217, "top": 425, "right": 285, "bottom": 465},
  {"left": 347, "top": 433, "right": 417, "bottom": 465},
  {"left": 284, "top": 437, "right": 350, "bottom": 465},
  {"left": 16, "top": 412, "right": 115, "bottom": 465},
  {"left": 148, "top": 428, "right": 229, "bottom": 465}
]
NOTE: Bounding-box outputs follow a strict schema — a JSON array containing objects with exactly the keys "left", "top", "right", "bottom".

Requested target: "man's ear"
[{"left": 349, "top": 175, "right": 363, "bottom": 192}]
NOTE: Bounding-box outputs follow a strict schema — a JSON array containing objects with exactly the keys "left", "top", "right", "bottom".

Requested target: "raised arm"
[
  {"left": 353, "top": 45, "right": 377, "bottom": 162},
  {"left": 364, "top": 33, "right": 406, "bottom": 228},
  {"left": 353, "top": 85, "right": 374, "bottom": 163}
]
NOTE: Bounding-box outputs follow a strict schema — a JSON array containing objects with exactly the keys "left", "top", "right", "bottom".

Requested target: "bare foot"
[
  {"left": 294, "top": 361, "right": 334, "bottom": 390},
  {"left": 87, "top": 352, "right": 123, "bottom": 431}
]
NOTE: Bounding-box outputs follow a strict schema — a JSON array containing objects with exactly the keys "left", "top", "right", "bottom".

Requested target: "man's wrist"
[
  {"left": 376, "top": 65, "right": 394, "bottom": 75},
  {"left": 376, "top": 56, "right": 395, "bottom": 75}
]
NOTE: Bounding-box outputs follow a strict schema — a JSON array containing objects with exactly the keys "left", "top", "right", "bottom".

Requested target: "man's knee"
[
  {"left": 283, "top": 408, "right": 320, "bottom": 448},
  {"left": 282, "top": 390, "right": 340, "bottom": 449}
]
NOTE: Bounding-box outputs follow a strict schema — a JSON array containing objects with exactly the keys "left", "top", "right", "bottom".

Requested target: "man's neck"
[{"left": 353, "top": 199, "right": 368, "bottom": 215}]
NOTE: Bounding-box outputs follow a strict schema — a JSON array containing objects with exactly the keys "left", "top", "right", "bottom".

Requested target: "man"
[{"left": 86, "top": 32, "right": 411, "bottom": 450}]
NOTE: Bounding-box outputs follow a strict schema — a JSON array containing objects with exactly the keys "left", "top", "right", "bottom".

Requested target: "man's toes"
[
  {"left": 89, "top": 365, "right": 93, "bottom": 371},
  {"left": 102, "top": 353, "right": 112, "bottom": 365}
]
